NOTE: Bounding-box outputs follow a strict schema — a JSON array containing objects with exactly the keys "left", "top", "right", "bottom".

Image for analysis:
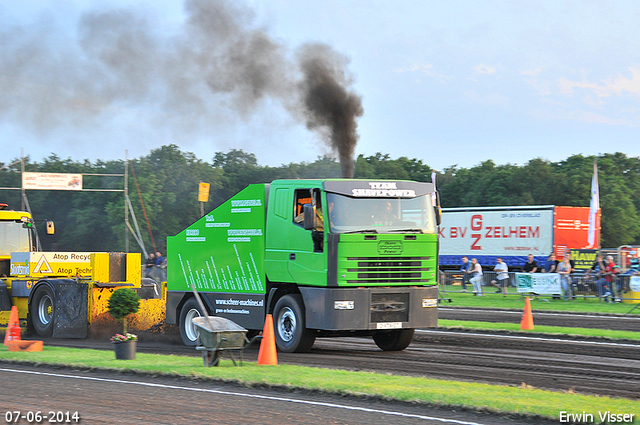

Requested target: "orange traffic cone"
[
  {"left": 520, "top": 297, "right": 534, "bottom": 330},
  {"left": 4, "top": 306, "right": 21, "bottom": 345},
  {"left": 257, "top": 314, "right": 278, "bottom": 365}
]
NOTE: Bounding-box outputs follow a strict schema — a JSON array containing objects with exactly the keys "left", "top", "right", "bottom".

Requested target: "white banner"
[
  {"left": 23, "top": 172, "right": 82, "bottom": 190},
  {"left": 439, "top": 208, "right": 554, "bottom": 257},
  {"left": 515, "top": 273, "right": 562, "bottom": 295}
]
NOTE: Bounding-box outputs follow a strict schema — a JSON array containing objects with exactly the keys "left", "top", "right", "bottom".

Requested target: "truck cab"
[
  {"left": 264, "top": 180, "right": 439, "bottom": 351},
  {"left": 0, "top": 204, "right": 38, "bottom": 277}
]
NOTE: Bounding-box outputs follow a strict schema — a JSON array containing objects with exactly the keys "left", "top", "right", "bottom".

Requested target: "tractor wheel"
[
  {"left": 372, "top": 328, "right": 415, "bottom": 351},
  {"left": 273, "top": 294, "right": 316, "bottom": 353},
  {"left": 179, "top": 298, "right": 204, "bottom": 346},
  {"left": 30, "top": 285, "right": 55, "bottom": 337}
]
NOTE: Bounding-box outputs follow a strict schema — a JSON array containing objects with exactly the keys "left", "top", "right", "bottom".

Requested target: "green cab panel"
[
  {"left": 265, "top": 180, "right": 328, "bottom": 286},
  {"left": 167, "top": 184, "right": 267, "bottom": 294},
  {"left": 335, "top": 233, "right": 438, "bottom": 287}
]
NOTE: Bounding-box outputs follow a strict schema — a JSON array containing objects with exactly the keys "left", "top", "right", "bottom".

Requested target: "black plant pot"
[{"left": 113, "top": 340, "right": 136, "bottom": 360}]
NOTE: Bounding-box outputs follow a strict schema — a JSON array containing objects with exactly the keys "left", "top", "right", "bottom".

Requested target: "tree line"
[{"left": 1, "top": 145, "right": 638, "bottom": 253}]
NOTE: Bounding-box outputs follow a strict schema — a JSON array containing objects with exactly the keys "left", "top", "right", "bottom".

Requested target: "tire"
[
  {"left": 273, "top": 294, "right": 316, "bottom": 353},
  {"left": 179, "top": 298, "right": 204, "bottom": 346},
  {"left": 30, "top": 285, "right": 55, "bottom": 337},
  {"left": 372, "top": 328, "right": 415, "bottom": 351}
]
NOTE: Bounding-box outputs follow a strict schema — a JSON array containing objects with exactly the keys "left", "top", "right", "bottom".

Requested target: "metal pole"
[
  {"left": 125, "top": 150, "right": 129, "bottom": 253},
  {"left": 20, "top": 148, "right": 25, "bottom": 211}
]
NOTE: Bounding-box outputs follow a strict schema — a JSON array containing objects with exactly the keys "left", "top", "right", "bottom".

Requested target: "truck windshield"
[
  {"left": 326, "top": 193, "right": 436, "bottom": 234},
  {"left": 0, "top": 221, "right": 32, "bottom": 256}
]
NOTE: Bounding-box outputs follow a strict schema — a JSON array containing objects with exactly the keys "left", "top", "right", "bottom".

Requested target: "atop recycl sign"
[{"left": 10, "top": 252, "right": 93, "bottom": 277}]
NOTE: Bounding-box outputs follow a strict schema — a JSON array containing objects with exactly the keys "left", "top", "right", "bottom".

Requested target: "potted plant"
[{"left": 107, "top": 287, "right": 141, "bottom": 360}]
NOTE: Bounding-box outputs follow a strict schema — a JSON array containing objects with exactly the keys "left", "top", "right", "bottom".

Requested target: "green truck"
[{"left": 166, "top": 179, "right": 440, "bottom": 352}]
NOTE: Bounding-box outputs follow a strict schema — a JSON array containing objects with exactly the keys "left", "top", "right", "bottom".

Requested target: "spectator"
[
  {"left": 565, "top": 252, "right": 576, "bottom": 273},
  {"left": 557, "top": 256, "right": 572, "bottom": 301},
  {"left": 523, "top": 254, "right": 538, "bottom": 273},
  {"left": 492, "top": 257, "right": 509, "bottom": 296},
  {"left": 543, "top": 254, "right": 558, "bottom": 273},
  {"left": 597, "top": 255, "right": 618, "bottom": 302},
  {"left": 459, "top": 256, "right": 472, "bottom": 292},
  {"left": 155, "top": 251, "right": 167, "bottom": 282},
  {"left": 144, "top": 253, "right": 155, "bottom": 278},
  {"left": 544, "top": 254, "right": 562, "bottom": 299},
  {"left": 470, "top": 258, "right": 484, "bottom": 296},
  {"left": 585, "top": 254, "right": 604, "bottom": 291}
]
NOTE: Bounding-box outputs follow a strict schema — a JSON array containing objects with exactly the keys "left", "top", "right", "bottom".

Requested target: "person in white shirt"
[
  {"left": 469, "top": 258, "right": 484, "bottom": 296},
  {"left": 492, "top": 257, "right": 509, "bottom": 296}
]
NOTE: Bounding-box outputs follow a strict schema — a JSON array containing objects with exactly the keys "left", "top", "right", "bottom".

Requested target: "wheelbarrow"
[{"left": 192, "top": 316, "right": 261, "bottom": 366}]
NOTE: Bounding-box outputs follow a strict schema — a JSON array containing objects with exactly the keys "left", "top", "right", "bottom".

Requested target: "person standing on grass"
[
  {"left": 557, "top": 256, "right": 573, "bottom": 301},
  {"left": 523, "top": 254, "right": 538, "bottom": 273},
  {"left": 543, "top": 254, "right": 558, "bottom": 273},
  {"left": 493, "top": 257, "right": 509, "bottom": 296},
  {"left": 470, "top": 258, "right": 484, "bottom": 296},
  {"left": 459, "top": 256, "right": 472, "bottom": 292}
]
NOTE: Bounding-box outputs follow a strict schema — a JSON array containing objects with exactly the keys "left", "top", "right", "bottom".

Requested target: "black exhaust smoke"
[
  {"left": 0, "top": 0, "right": 363, "bottom": 174},
  {"left": 298, "top": 44, "right": 364, "bottom": 178}
]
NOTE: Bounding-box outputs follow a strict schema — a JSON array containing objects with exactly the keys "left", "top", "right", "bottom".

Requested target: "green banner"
[
  {"left": 167, "top": 184, "right": 266, "bottom": 294},
  {"left": 516, "top": 273, "right": 562, "bottom": 295}
]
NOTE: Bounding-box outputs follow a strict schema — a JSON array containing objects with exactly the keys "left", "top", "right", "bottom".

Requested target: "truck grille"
[
  {"left": 345, "top": 256, "right": 430, "bottom": 284},
  {"left": 370, "top": 292, "right": 409, "bottom": 323}
]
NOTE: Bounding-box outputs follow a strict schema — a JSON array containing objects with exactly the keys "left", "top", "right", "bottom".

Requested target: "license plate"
[
  {"left": 422, "top": 298, "right": 438, "bottom": 308},
  {"left": 376, "top": 322, "right": 402, "bottom": 329}
]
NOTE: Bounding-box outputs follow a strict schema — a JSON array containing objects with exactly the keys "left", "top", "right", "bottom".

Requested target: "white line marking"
[
  {"left": 0, "top": 368, "right": 487, "bottom": 425},
  {"left": 416, "top": 330, "right": 640, "bottom": 347}
]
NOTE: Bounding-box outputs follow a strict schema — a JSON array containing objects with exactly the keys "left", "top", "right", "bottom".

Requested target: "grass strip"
[
  {"left": 438, "top": 320, "right": 640, "bottom": 340},
  {"left": 0, "top": 345, "right": 637, "bottom": 421},
  {"left": 439, "top": 286, "right": 640, "bottom": 314}
]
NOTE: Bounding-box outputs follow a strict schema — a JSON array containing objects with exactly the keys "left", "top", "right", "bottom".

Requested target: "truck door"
[{"left": 288, "top": 188, "right": 327, "bottom": 286}]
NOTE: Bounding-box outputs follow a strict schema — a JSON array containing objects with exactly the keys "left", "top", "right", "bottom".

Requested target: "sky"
[{"left": 1, "top": 0, "right": 639, "bottom": 172}]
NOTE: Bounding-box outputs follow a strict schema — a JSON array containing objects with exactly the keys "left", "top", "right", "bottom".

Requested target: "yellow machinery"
[{"left": 0, "top": 205, "right": 165, "bottom": 338}]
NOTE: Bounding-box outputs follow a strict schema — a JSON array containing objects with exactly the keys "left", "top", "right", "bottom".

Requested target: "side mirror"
[
  {"left": 434, "top": 206, "right": 442, "bottom": 226},
  {"left": 46, "top": 220, "right": 55, "bottom": 235},
  {"left": 303, "top": 204, "right": 315, "bottom": 230}
]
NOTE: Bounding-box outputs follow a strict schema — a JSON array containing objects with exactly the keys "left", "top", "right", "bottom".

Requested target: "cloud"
[
  {"left": 394, "top": 64, "right": 453, "bottom": 82},
  {"left": 474, "top": 64, "right": 497, "bottom": 75},
  {"left": 558, "top": 67, "right": 640, "bottom": 98}
]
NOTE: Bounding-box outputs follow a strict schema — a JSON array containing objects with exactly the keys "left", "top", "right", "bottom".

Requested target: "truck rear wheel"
[
  {"left": 273, "top": 294, "right": 316, "bottom": 353},
  {"left": 179, "top": 298, "right": 204, "bottom": 346},
  {"left": 372, "top": 328, "right": 415, "bottom": 351},
  {"left": 30, "top": 285, "right": 55, "bottom": 337}
]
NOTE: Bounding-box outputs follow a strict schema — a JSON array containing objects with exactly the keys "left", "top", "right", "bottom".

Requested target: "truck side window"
[
  {"left": 293, "top": 189, "right": 324, "bottom": 232},
  {"left": 293, "top": 189, "right": 312, "bottom": 226}
]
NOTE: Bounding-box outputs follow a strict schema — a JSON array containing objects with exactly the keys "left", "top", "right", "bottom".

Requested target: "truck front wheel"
[
  {"left": 30, "top": 285, "right": 55, "bottom": 337},
  {"left": 179, "top": 298, "right": 203, "bottom": 346},
  {"left": 273, "top": 294, "right": 316, "bottom": 353},
  {"left": 372, "top": 328, "right": 415, "bottom": 351}
]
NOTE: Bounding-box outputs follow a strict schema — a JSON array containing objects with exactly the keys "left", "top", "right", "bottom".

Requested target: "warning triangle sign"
[{"left": 34, "top": 255, "right": 53, "bottom": 274}]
